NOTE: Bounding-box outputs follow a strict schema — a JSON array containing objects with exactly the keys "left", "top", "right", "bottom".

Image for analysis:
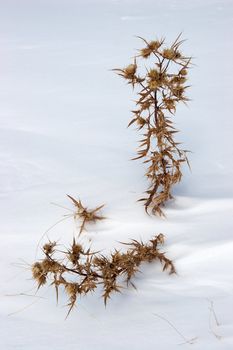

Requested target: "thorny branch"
[
  {"left": 32, "top": 233, "right": 175, "bottom": 316},
  {"left": 113, "top": 34, "right": 192, "bottom": 216}
]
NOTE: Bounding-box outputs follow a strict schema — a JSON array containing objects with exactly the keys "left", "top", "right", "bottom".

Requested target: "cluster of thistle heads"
[
  {"left": 31, "top": 34, "right": 192, "bottom": 316},
  {"left": 114, "top": 33, "right": 192, "bottom": 216},
  {"left": 32, "top": 196, "right": 175, "bottom": 317}
]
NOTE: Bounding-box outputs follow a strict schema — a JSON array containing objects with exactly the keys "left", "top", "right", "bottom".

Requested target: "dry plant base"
[
  {"left": 32, "top": 233, "right": 175, "bottom": 316},
  {"left": 114, "top": 33, "right": 192, "bottom": 216}
]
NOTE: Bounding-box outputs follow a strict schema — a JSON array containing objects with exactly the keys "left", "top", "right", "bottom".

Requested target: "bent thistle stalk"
[
  {"left": 32, "top": 233, "right": 175, "bottom": 316},
  {"left": 113, "top": 34, "right": 192, "bottom": 216}
]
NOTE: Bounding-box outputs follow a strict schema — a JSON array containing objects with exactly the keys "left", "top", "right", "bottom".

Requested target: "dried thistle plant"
[
  {"left": 113, "top": 34, "right": 192, "bottom": 216},
  {"left": 67, "top": 195, "right": 105, "bottom": 235},
  {"left": 32, "top": 233, "right": 175, "bottom": 316}
]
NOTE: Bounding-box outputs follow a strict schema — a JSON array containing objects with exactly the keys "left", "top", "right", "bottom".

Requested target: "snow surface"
[{"left": 0, "top": 0, "right": 233, "bottom": 349}]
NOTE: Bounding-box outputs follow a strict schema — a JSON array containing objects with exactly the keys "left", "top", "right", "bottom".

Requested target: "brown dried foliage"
[
  {"left": 67, "top": 194, "right": 105, "bottom": 235},
  {"left": 113, "top": 34, "right": 192, "bottom": 216},
  {"left": 32, "top": 233, "right": 175, "bottom": 316}
]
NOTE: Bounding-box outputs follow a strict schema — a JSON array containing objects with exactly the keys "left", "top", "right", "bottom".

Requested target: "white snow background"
[{"left": 0, "top": 0, "right": 233, "bottom": 349}]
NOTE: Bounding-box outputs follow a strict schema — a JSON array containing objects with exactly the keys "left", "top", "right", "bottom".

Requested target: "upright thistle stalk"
[{"left": 114, "top": 34, "right": 192, "bottom": 216}]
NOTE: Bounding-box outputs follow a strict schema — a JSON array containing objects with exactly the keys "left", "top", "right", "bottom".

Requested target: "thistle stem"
[{"left": 154, "top": 89, "right": 158, "bottom": 126}]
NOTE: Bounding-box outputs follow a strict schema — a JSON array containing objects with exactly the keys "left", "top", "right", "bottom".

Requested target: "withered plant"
[
  {"left": 67, "top": 195, "right": 105, "bottom": 235},
  {"left": 114, "top": 34, "right": 192, "bottom": 216},
  {"left": 32, "top": 233, "right": 175, "bottom": 316}
]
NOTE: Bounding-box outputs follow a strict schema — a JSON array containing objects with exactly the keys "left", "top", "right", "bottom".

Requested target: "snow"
[{"left": 0, "top": 0, "right": 233, "bottom": 349}]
